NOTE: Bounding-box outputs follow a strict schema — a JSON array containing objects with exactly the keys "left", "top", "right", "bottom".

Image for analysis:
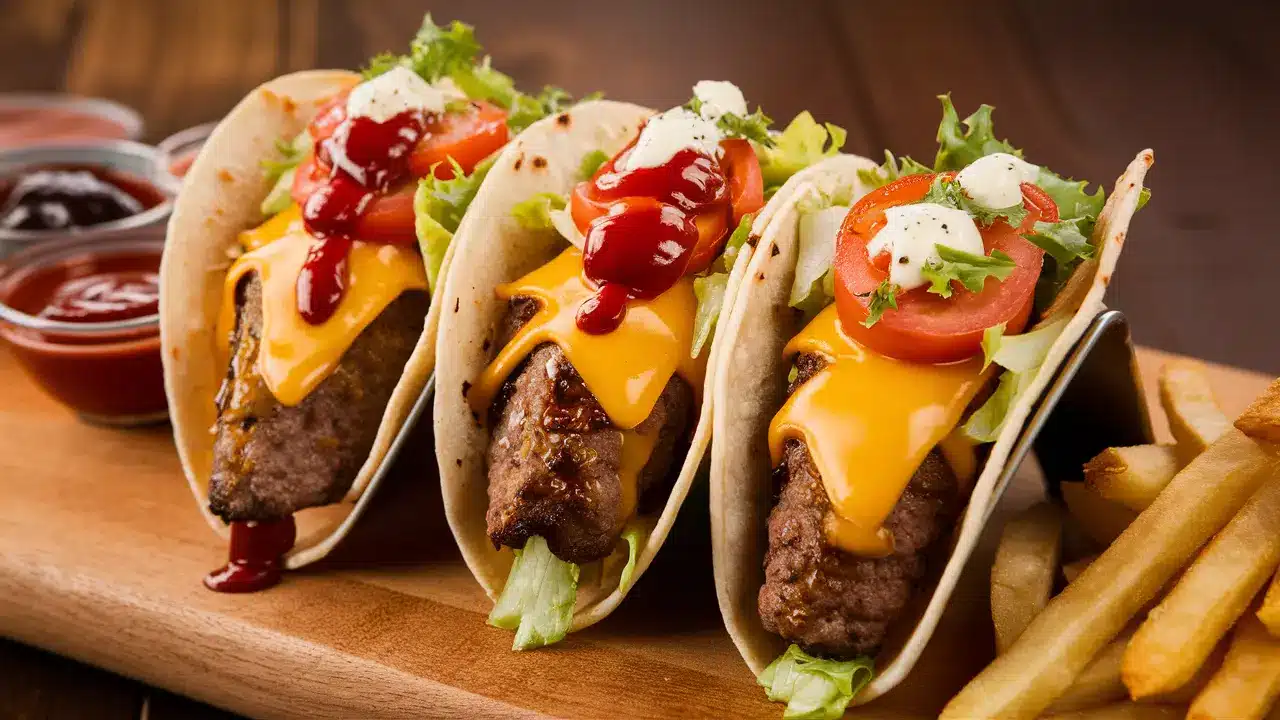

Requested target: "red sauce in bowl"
[{"left": 0, "top": 237, "right": 166, "bottom": 424}]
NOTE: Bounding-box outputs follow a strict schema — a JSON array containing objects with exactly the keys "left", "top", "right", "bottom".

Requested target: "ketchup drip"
[
  {"left": 297, "top": 110, "right": 425, "bottom": 325},
  {"left": 576, "top": 148, "right": 727, "bottom": 334},
  {"left": 204, "top": 517, "right": 297, "bottom": 593}
]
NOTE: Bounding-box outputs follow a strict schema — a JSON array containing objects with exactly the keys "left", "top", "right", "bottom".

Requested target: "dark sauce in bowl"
[{"left": 0, "top": 164, "right": 166, "bottom": 231}]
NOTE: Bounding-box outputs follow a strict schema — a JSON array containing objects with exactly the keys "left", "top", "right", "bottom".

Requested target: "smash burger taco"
[
  {"left": 710, "top": 97, "right": 1152, "bottom": 716},
  {"left": 160, "top": 16, "right": 588, "bottom": 591},
  {"left": 435, "top": 81, "right": 850, "bottom": 648}
]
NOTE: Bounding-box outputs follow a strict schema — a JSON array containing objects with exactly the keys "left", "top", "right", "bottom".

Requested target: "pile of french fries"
[{"left": 944, "top": 361, "right": 1280, "bottom": 720}]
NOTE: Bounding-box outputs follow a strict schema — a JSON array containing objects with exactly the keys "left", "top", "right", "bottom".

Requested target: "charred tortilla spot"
[
  {"left": 482, "top": 337, "right": 491, "bottom": 352},
  {"left": 770, "top": 243, "right": 779, "bottom": 257},
  {"left": 748, "top": 233, "right": 761, "bottom": 247},
  {"left": 454, "top": 298, "right": 460, "bottom": 312},
  {"left": 462, "top": 381, "right": 472, "bottom": 398},
  {"left": 532, "top": 156, "right": 548, "bottom": 170},
  {"left": 756, "top": 272, "right": 765, "bottom": 281},
  {"left": 217, "top": 169, "right": 234, "bottom": 183},
  {"left": 456, "top": 458, "right": 463, "bottom": 467},
  {"left": 513, "top": 153, "right": 524, "bottom": 171},
  {"left": 556, "top": 113, "right": 571, "bottom": 127}
]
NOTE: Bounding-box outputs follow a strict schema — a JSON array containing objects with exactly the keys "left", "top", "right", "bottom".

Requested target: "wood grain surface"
[
  {"left": 1, "top": 0, "right": 1277, "bottom": 717},
  {"left": 0, "top": 342, "right": 1271, "bottom": 719}
]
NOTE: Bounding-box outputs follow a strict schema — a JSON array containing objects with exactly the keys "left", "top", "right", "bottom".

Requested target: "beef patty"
[
  {"left": 208, "top": 274, "right": 427, "bottom": 522},
  {"left": 484, "top": 297, "right": 695, "bottom": 565},
  {"left": 757, "top": 352, "right": 965, "bottom": 658}
]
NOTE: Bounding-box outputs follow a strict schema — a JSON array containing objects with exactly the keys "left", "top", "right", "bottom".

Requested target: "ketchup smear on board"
[
  {"left": 576, "top": 147, "right": 729, "bottom": 334},
  {"left": 296, "top": 110, "right": 425, "bottom": 325},
  {"left": 204, "top": 517, "right": 298, "bottom": 593}
]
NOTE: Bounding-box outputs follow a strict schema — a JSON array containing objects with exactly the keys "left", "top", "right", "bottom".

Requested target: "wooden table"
[
  {"left": 1, "top": 1, "right": 1278, "bottom": 716},
  {"left": 0, "top": 343, "right": 1271, "bottom": 719}
]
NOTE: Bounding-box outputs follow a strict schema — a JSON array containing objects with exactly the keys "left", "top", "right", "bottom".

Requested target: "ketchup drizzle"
[
  {"left": 203, "top": 516, "right": 297, "bottom": 593},
  {"left": 296, "top": 110, "right": 425, "bottom": 325},
  {"left": 576, "top": 147, "right": 728, "bottom": 334}
]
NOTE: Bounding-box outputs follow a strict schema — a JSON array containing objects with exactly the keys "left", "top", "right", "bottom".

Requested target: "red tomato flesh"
[{"left": 832, "top": 172, "right": 1057, "bottom": 363}]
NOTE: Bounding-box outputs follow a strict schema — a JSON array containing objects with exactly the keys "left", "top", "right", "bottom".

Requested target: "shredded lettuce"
[
  {"left": 414, "top": 155, "right": 495, "bottom": 290},
  {"left": 719, "top": 212, "right": 755, "bottom": 273},
  {"left": 488, "top": 535, "right": 579, "bottom": 651},
  {"left": 789, "top": 205, "right": 848, "bottom": 316},
  {"left": 691, "top": 273, "right": 729, "bottom": 360},
  {"left": 858, "top": 279, "right": 899, "bottom": 328},
  {"left": 919, "top": 175, "right": 1027, "bottom": 228},
  {"left": 579, "top": 149, "right": 609, "bottom": 179},
  {"left": 758, "top": 645, "right": 874, "bottom": 720},
  {"left": 618, "top": 525, "right": 643, "bottom": 592},
  {"left": 933, "top": 95, "right": 1020, "bottom": 172},
  {"left": 964, "top": 318, "right": 1070, "bottom": 442},
  {"left": 512, "top": 192, "right": 567, "bottom": 231},
  {"left": 1024, "top": 218, "right": 1094, "bottom": 267},
  {"left": 259, "top": 131, "right": 310, "bottom": 217},
  {"left": 758, "top": 112, "right": 848, "bottom": 190},
  {"left": 857, "top": 149, "right": 931, "bottom": 190}
]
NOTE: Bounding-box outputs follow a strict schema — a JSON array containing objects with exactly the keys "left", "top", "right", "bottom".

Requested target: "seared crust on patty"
[
  {"left": 757, "top": 353, "right": 965, "bottom": 657},
  {"left": 208, "top": 274, "right": 427, "bottom": 522},
  {"left": 484, "top": 297, "right": 694, "bottom": 565}
]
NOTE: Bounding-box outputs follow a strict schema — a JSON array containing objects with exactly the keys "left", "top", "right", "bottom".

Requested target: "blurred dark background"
[{"left": 0, "top": 0, "right": 1276, "bottom": 717}]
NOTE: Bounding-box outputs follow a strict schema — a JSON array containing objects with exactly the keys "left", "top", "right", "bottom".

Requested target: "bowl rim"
[
  {"left": 0, "top": 93, "right": 145, "bottom": 141},
  {"left": 0, "top": 139, "right": 179, "bottom": 244},
  {"left": 0, "top": 232, "right": 163, "bottom": 334}
]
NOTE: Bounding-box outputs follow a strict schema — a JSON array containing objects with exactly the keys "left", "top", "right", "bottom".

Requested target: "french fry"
[
  {"left": 1084, "top": 445, "right": 1181, "bottom": 511},
  {"left": 1061, "top": 481, "right": 1138, "bottom": 547},
  {"left": 1160, "top": 360, "right": 1231, "bottom": 464},
  {"left": 941, "top": 429, "right": 1279, "bottom": 720},
  {"left": 1123, "top": 475, "right": 1280, "bottom": 698},
  {"left": 1048, "top": 634, "right": 1131, "bottom": 712},
  {"left": 992, "top": 503, "right": 1063, "bottom": 653},
  {"left": 1237, "top": 379, "right": 1280, "bottom": 444},
  {"left": 1063, "top": 555, "right": 1097, "bottom": 585},
  {"left": 1261, "top": 568, "right": 1280, "bottom": 637},
  {"left": 1188, "top": 614, "right": 1280, "bottom": 720},
  {"left": 1044, "top": 703, "right": 1185, "bottom": 720}
]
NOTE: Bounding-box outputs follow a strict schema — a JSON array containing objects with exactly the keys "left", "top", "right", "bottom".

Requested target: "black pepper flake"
[
  {"left": 461, "top": 381, "right": 472, "bottom": 398},
  {"left": 941, "top": 223, "right": 948, "bottom": 231}
]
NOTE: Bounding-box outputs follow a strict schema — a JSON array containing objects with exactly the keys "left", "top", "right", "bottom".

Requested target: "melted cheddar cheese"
[
  {"left": 468, "top": 248, "right": 704, "bottom": 430},
  {"left": 217, "top": 205, "right": 427, "bottom": 406},
  {"left": 618, "top": 428, "right": 659, "bottom": 523},
  {"left": 767, "top": 305, "right": 988, "bottom": 557}
]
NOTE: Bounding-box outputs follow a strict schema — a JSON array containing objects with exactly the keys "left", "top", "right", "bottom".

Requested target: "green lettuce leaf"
[
  {"left": 414, "top": 154, "right": 495, "bottom": 290},
  {"left": 692, "top": 273, "right": 729, "bottom": 360},
  {"left": 933, "top": 94, "right": 1020, "bottom": 172},
  {"left": 920, "top": 247, "right": 1015, "bottom": 299},
  {"left": 1024, "top": 218, "right": 1094, "bottom": 267},
  {"left": 488, "top": 535, "right": 579, "bottom": 651},
  {"left": 858, "top": 279, "right": 899, "bottom": 328},
  {"left": 260, "top": 166, "right": 297, "bottom": 217},
  {"left": 363, "top": 15, "right": 481, "bottom": 83},
  {"left": 758, "top": 112, "right": 848, "bottom": 189},
  {"left": 1033, "top": 169, "right": 1104, "bottom": 225},
  {"left": 963, "top": 318, "right": 1069, "bottom": 442},
  {"left": 789, "top": 205, "right": 848, "bottom": 315},
  {"left": 579, "top": 149, "right": 609, "bottom": 179},
  {"left": 618, "top": 525, "right": 643, "bottom": 592},
  {"left": 718, "top": 212, "right": 755, "bottom": 274},
  {"left": 857, "top": 149, "right": 932, "bottom": 191},
  {"left": 758, "top": 645, "right": 875, "bottom": 720},
  {"left": 512, "top": 192, "right": 567, "bottom": 231},
  {"left": 918, "top": 175, "right": 1028, "bottom": 228},
  {"left": 719, "top": 108, "right": 775, "bottom": 147}
]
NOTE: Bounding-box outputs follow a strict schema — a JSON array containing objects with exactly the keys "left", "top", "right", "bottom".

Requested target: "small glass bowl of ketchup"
[
  {"left": 0, "top": 232, "right": 167, "bottom": 426},
  {"left": 0, "top": 140, "right": 178, "bottom": 260}
]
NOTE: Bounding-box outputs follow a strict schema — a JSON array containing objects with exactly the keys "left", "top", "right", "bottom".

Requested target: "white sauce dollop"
[
  {"left": 345, "top": 66, "right": 458, "bottom": 123},
  {"left": 955, "top": 152, "right": 1039, "bottom": 209},
  {"left": 618, "top": 107, "right": 722, "bottom": 171},
  {"left": 692, "top": 80, "right": 748, "bottom": 121},
  {"left": 865, "top": 203, "right": 984, "bottom": 291}
]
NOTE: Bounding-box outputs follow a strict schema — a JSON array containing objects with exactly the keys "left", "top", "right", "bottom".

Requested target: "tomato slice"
[
  {"left": 408, "top": 101, "right": 509, "bottom": 179},
  {"left": 720, "top": 138, "right": 764, "bottom": 225},
  {"left": 832, "top": 172, "right": 1056, "bottom": 363},
  {"left": 307, "top": 90, "right": 351, "bottom": 145},
  {"left": 290, "top": 156, "right": 417, "bottom": 244}
]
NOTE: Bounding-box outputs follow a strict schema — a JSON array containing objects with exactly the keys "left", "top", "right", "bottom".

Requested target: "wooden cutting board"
[{"left": 0, "top": 345, "right": 1269, "bottom": 719}]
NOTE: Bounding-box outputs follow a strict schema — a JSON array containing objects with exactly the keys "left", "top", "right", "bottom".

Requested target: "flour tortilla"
[
  {"left": 434, "top": 99, "right": 767, "bottom": 629},
  {"left": 710, "top": 150, "right": 1153, "bottom": 703},
  {"left": 160, "top": 70, "right": 456, "bottom": 569}
]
